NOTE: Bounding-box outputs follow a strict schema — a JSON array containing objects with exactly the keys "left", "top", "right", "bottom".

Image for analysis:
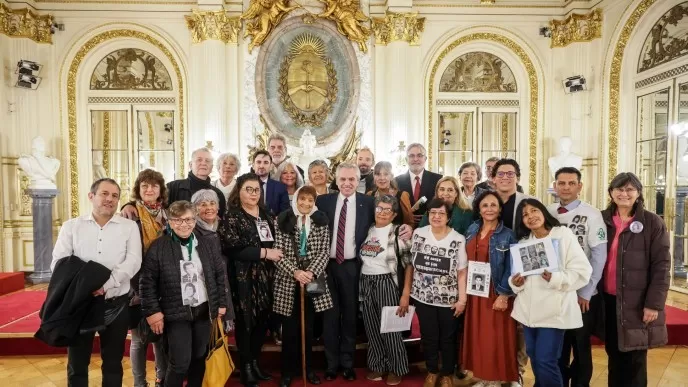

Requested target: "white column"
[{"left": 191, "top": 40, "right": 228, "bottom": 152}]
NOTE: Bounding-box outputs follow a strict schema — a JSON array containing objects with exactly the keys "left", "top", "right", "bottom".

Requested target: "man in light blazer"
[{"left": 394, "top": 143, "right": 442, "bottom": 223}]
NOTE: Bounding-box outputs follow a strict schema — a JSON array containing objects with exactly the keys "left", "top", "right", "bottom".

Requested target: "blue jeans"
[
  {"left": 130, "top": 328, "right": 167, "bottom": 386},
  {"left": 523, "top": 326, "right": 565, "bottom": 387}
]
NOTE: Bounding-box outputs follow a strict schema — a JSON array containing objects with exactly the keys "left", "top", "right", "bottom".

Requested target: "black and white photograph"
[
  {"left": 182, "top": 282, "right": 199, "bottom": 306},
  {"left": 510, "top": 237, "right": 560, "bottom": 276},
  {"left": 181, "top": 261, "right": 199, "bottom": 283},
  {"left": 412, "top": 250, "right": 458, "bottom": 306},
  {"left": 438, "top": 247, "right": 447, "bottom": 256},
  {"left": 256, "top": 219, "right": 274, "bottom": 242},
  {"left": 466, "top": 261, "right": 491, "bottom": 298}
]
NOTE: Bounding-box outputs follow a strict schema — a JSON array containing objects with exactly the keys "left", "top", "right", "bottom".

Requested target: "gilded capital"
[
  {"left": 371, "top": 10, "right": 425, "bottom": 46},
  {"left": 549, "top": 8, "right": 602, "bottom": 48},
  {"left": 185, "top": 8, "right": 241, "bottom": 44},
  {"left": 0, "top": 3, "right": 54, "bottom": 44}
]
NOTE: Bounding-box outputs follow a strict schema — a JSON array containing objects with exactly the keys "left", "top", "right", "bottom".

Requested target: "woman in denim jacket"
[{"left": 461, "top": 190, "right": 520, "bottom": 386}]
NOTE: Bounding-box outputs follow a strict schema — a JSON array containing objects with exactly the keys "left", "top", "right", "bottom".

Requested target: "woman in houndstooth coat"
[{"left": 273, "top": 186, "right": 333, "bottom": 386}]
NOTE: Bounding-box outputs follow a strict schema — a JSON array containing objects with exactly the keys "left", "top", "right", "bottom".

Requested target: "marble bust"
[
  {"left": 548, "top": 136, "right": 583, "bottom": 178},
  {"left": 18, "top": 136, "right": 61, "bottom": 190}
]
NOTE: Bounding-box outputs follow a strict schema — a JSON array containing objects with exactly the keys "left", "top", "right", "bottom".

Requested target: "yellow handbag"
[{"left": 202, "top": 318, "right": 235, "bottom": 387}]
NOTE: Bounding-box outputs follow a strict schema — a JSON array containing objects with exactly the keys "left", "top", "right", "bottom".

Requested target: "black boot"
[
  {"left": 251, "top": 360, "right": 272, "bottom": 381},
  {"left": 280, "top": 376, "right": 293, "bottom": 387},
  {"left": 240, "top": 363, "right": 258, "bottom": 387}
]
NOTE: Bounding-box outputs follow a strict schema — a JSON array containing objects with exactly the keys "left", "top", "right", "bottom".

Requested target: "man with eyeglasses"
[
  {"left": 120, "top": 147, "right": 226, "bottom": 219},
  {"left": 252, "top": 150, "right": 290, "bottom": 216},
  {"left": 476, "top": 157, "right": 524, "bottom": 193},
  {"left": 50, "top": 178, "right": 142, "bottom": 387},
  {"left": 491, "top": 158, "right": 531, "bottom": 383},
  {"left": 395, "top": 143, "right": 442, "bottom": 223},
  {"left": 547, "top": 167, "right": 607, "bottom": 387}
]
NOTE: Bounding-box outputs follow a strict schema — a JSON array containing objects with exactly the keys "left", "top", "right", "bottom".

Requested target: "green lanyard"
[{"left": 171, "top": 230, "right": 195, "bottom": 261}]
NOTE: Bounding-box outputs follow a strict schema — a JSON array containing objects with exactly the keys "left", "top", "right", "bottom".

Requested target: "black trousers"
[
  {"left": 603, "top": 293, "right": 647, "bottom": 387},
  {"left": 164, "top": 314, "right": 211, "bottom": 387},
  {"left": 235, "top": 309, "right": 270, "bottom": 367},
  {"left": 415, "top": 302, "right": 460, "bottom": 376},
  {"left": 281, "top": 286, "right": 315, "bottom": 376},
  {"left": 323, "top": 259, "right": 360, "bottom": 371},
  {"left": 559, "top": 293, "right": 600, "bottom": 387},
  {"left": 67, "top": 297, "right": 129, "bottom": 387}
]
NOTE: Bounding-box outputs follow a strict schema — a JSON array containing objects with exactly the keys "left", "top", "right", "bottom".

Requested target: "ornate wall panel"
[
  {"left": 0, "top": 3, "right": 53, "bottom": 44},
  {"left": 90, "top": 48, "right": 173, "bottom": 90},
  {"left": 185, "top": 8, "right": 241, "bottom": 44},
  {"left": 638, "top": 2, "right": 688, "bottom": 72},
  {"left": 549, "top": 8, "right": 603, "bottom": 48},
  {"left": 255, "top": 15, "right": 360, "bottom": 145},
  {"left": 371, "top": 11, "right": 425, "bottom": 46},
  {"left": 438, "top": 51, "right": 517, "bottom": 92}
]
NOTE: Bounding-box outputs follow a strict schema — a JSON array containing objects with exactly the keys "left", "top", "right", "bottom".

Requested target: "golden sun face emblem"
[{"left": 279, "top": 33, "right": 338, "bottom": 126}]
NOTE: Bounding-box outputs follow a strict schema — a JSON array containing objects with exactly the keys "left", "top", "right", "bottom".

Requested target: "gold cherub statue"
[
  {"left": 241, "top": 0, "right": 300, "bottom": 53},
  {"left": 317, "top": 0, "right": 371, "bottom": 53}
]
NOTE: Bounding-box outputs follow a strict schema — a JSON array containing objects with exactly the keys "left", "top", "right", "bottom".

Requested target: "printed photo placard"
[
  {"left": 466, "top": 261, "right": 491, "bottom": 298},
  {"left": 509, "top": 237, "right": 560, "bottom": 276}
]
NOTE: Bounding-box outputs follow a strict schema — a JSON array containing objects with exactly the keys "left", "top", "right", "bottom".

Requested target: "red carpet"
[
  {"left": 0, "top": 290, "right": 45, "bottom": 326},
  {"left": 0, "top": 272, "right": 24, "bottom": 296}
]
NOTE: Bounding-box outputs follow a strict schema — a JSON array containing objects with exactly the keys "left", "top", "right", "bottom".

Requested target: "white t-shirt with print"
[
  {"left": 410, "top": 226, "right": 468, "bottom": 308},
  {"left": 547, "top": 201, "right": 607, "bottom": 258},
  {"left": 360, "top": 224, "right": 393, "bottom": 275}
]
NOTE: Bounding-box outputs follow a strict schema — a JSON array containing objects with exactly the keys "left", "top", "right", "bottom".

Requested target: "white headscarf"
[{"left": 291, "top": 186, "right": 318, "bottom": 236}]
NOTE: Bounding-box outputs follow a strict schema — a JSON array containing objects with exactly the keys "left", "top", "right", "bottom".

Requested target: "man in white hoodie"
[{"left": 548, "top": 167, "right": 607, "bottom": 387}]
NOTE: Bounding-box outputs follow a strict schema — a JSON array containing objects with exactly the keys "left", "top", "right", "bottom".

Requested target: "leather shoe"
[
  {"left": 307, "top": 372, "right": 321, "bottom": 385},
  {"left": 240, "top": 364, "right": 258, "bottom": 387},
  {"left": 251, "top": 360, "right": 272, "bottom": 381},
  {"left": 280, "top": 376, "right": 292, "bottom": 387},
  {"left": 342, "top": 368, "right": 356, "bottom": 381},
  {"left": 324, "top": 370, "right": 337, "bottom": 381}
]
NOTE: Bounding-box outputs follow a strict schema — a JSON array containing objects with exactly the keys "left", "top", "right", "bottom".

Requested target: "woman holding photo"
[
  {"left": 509, "top": 198, "right": 591, "bottom": 387},
  {"left": 461, "top": 191, "right": 519, "bottom": 386}
]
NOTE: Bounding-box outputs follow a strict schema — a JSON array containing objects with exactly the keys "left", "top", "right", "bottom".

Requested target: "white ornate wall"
[{"left": 0, "top": 0, "right": 665, "bottom": 272}]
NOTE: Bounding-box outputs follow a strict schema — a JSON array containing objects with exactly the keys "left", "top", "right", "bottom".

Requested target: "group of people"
[{"left": 46, "top": 132, "right": 670, "bottom": 387}]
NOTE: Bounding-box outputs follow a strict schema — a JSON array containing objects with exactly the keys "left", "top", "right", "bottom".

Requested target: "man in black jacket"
[
  {"left": 394, "top": 143, "right": 442, "bottom": 223},
  {"left": 50, "top": 178, "right": 142, "bottom": 387},
  {"left": 121, "top": 147, "right": 227, "bottom": 219},
  {"left": 328, "top": 146, "right": 376, "bottom": 193}
]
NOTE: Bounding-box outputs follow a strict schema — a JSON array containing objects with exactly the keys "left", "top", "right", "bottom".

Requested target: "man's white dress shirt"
[{"left": 330, "top": 193, "right": 357, "bottom": 260}]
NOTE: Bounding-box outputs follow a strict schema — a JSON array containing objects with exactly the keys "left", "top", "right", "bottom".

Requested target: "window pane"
[
  {"left": 138, "top": 151, "right": 176, "bottom": 183},
  {"left": 91, "top": 110, "right": 128, "bottom": 150},
  {"left": 482, "top": 112, "right": 516, "bottom": 154},
  {"left": 439, "top": 112, "right": 473, "bottom": 152},
  {"left": 439, "top": 151, "right": 473, "bottom": 176},
  {"left": 137, "top": 111, "right": 174, "bottom": 151}
]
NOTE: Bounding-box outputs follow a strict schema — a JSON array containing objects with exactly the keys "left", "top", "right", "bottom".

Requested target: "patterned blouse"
[{"left": 218, "top": 206, "right": 275, "bottom": 331}]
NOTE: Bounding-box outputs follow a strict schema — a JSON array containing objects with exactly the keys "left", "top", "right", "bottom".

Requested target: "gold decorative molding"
[
  {"left": 278, "top": 33, "right": 337, "bottom": 127},
  {"left": 247, "top": 115, "right": 273, "bottom": 162},
  {"left": 500, "top": 114, "right": 509, "bottom": 157},
  {"left": 145, "top": 112, "right": 155, "bottom": 167},
  {"left": 0, "top": 3, "right": 54, "bottom": 44},
  {"left": 3, "top": 219, "right": 61, "bottom": 229},
  {"left": 607, "top": 0, "right": 657, "bottom": 186},
  {"left": 550, "top": 8, "right": 602, "bottom": 48},
  {"left": 66, "top": 28, "right": 186, "bottom": 218},
  {"left": 241, "top": 0, "right": 300, "bottom": 53},
  {"left": 427, "top": 32, "right": 539, "bottom": 195},
  {"left": 317, "top": 0, "right": 371, "bottom": 53},
  {"left": 185, "top": 8, "right": 241, "bottom": 44},
  {"left": 371, "top": 11, "right": 425, "bottom": 46},
  {"left": 103, "top": 111, "right": 111, "bottom": 176},
  {"left": 480, "top": 0, "right": 495, "bottom": 4},
  {"left": 19, "top": 175, "right": 31, "bottom": 216}
]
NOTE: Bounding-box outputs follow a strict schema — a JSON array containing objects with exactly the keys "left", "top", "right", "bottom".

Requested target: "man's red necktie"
[{"left": 413, "top": 176, "right": 421, "bottom": 203}]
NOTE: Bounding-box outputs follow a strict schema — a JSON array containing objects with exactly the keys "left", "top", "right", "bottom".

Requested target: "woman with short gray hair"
[
  {"left": 458, "top": 162, "right": 484, "bottom": 206},
  {"left": 213, "top": 153, "right": 241, "bottom": 204},
  {"left": 276, "top": 160, "right": 305, "bottom": 202},
  {"left": 359, "top": 194, "right": 412, "bottom": 385},
  {"left": 308, "top": 159, "right": 335, "bottom": 196}
]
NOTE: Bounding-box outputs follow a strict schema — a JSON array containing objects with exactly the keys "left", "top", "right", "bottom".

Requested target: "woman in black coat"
[
  {"left": 218, "top": 173, "right": 283, "bottom": 387},
  {"left": 140, "top": 200, "right": 228, "bottom": 387}
]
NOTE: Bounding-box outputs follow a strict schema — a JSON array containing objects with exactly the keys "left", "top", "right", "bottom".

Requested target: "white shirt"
[
  {"left": 360, "top": 224, "right": 393, "bottom": 275},
  {"left": 212, "top": 178, "right": 236, "bottom": 203},
  {"left": 330, "top": 193, "right": 357, "bottom": 260},
  {"left": 51, "top": 214, "right": 142, "bottom": 299}
]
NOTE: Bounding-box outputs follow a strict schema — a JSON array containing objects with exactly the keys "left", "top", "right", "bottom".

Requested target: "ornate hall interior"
[{"left": 1, "top": 0, "right": 688, "bottom": 385}]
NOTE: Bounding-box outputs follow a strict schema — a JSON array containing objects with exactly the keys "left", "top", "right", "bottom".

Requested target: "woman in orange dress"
[{"left": 462, "top": 191, "right": 519, "bottom": 385}]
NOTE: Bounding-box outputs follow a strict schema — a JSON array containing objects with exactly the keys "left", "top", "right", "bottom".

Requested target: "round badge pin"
[{"left": 630, "top": 221, "right": 643, "bottom": 234}]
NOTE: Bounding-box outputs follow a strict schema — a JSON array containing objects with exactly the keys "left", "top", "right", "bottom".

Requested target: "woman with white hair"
[
  {"left": 276, "top": 160, "right": 305, "bottom": 202},
  {"left": 458, "top": 162, "right": 484, "bottom": 207},
  {"left": 212, "top": 152, "right": 241, "bottom": 204}
]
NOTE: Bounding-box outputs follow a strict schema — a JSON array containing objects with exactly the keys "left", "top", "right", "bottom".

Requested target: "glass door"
[{"left": 669, "top": 79, "right": 688, "bottom": 292}]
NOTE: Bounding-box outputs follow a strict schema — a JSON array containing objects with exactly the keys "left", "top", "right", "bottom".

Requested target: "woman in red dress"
[{"left": 461, "top": 191, "right": 519, "bottom": 385}]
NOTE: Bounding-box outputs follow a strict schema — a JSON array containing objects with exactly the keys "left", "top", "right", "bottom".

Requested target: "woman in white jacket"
[{"left": 509, "top": 198, "right": 592, "bottom": 386}]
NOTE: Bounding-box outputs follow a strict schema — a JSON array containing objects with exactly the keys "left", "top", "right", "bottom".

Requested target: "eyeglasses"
[
  {"left": 429, "top": 210, "right": 448, "bottom": 217},
  {"left": 496, "top": 171, "right": 517, "bottom": 178},
  {"left": 612, "top": 187, "right": 638, "bottom": 195},
  {"left": 169, "top": 218, "right": 196, "bottom": 225},
  {"left": 407, "top": 153, "right": 426, "bottom": 159},
  {"left": 375, "top": 206, "right": 394, "bottom": 215},
  {"left": 244, "top": 186, "right": 261, "bottom": 195}
]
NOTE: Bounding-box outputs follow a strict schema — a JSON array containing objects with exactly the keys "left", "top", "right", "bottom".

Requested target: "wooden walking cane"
[{"left": 300, "top": 284, "right": 307, "bottom": 387}]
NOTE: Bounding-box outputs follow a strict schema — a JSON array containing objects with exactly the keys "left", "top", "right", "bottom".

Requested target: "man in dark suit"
[
  {"left": 316, "top": 162, "right": 375, "bottom": 381},
  {"left": 253, "top": 150, "right": 290, "bottom": 216},
  {"left": 394, "top": 143, "right": 442, "bottom": 223}
]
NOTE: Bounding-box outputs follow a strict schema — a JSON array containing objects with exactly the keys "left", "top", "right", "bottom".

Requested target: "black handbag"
[{"left": 292, "top": 227, "right": 327, "bottom": 297}]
